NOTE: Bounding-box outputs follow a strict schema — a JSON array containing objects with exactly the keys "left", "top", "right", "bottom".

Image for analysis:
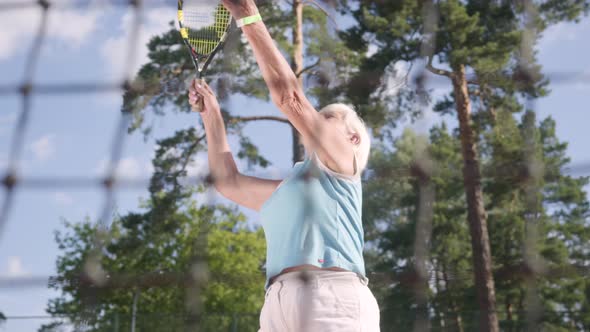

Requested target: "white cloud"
[
  {"left": 367, "top": 43, "right": 379, "bottom": 57},
  {"left": 30, "top": 134, "right": 56, "bottom": 161},
  {"left": 53, "top": 191, "right": 74, "bottom": 206},
  {"left": 2, "top": 256, "right": 30, "bottom": 277},
  {"left": 95, "top": 156, "right": 151, "bottom": 180},
  {"left": 162, "top": 146, "right": 182, "bottom": 160},
  {"left": 0, "top": 2, "right": 101, "bottom": 60},
  {"left": 175, "top": 155, "right": 209, "bottom": 189},
  {"left": 186, "top": 156, "right": 209, "bottom": 179},
  {"left": 118, "top": 157, "right": 143, "bottom": 179},
  {"left": 47, "top": 10, "right": 100, "bottom": 46},
  {"left": 100, "top": 7, "right": 176, "bottom": 80},
  {"left": 384, "top": 61, "right": 411, "bottom": 97}
]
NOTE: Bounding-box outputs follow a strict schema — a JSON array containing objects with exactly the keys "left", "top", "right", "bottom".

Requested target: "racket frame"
[{"left": 177, "top": 0, "right": 233, "bottom": 79}]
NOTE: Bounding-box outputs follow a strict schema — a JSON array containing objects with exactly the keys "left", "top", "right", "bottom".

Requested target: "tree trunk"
[
  {"left": 451, "top": 64, "right": 499, "bottom": 332},
  {"left": 291, "top": 0, "right": 305, "bottom": 163}
]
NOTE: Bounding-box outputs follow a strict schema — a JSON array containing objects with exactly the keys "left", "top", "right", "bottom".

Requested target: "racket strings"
[{"left": 183, "top": 5, "right": 231, "bottom": 56}]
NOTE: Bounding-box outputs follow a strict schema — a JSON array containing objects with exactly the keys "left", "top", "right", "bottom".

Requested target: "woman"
[{"left": 187, "top": 0, "right": 380, "bottom": 330}]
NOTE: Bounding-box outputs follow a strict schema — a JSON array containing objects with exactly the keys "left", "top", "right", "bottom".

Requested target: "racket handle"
[
  {"left": 192, "top": 78, "right": 205, "bottom": 113},
  {"left": 193, "top": 97, "right": 205, "bottom": 113}
]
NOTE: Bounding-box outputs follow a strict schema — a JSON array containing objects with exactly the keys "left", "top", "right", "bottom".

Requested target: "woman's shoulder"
[{"left": 308, "top": 152, "right": 361, "bottom": 184}]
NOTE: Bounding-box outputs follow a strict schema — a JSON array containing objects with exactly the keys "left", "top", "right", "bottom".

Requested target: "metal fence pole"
[
  {"left": 231, "top": 312, "right": 238, "bottom": 332},
  {"left": 114, "top": 312, "right": 119, "bottom": 332},
  {"left": 131, "top": 290, "right": 139, "bottom": 332}
]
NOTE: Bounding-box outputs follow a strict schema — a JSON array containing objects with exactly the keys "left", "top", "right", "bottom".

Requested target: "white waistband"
[{"left": 271, "top": 270, "right": 369, "bottom": 287}]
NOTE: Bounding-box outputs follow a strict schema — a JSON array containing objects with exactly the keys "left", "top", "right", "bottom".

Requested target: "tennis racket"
[{"left": 178, "top": 0, "right": 233, "bottom": 112}]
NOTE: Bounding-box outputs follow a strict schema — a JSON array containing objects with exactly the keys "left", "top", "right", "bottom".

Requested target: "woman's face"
[
  {"left": 302, "top": 112, "right": 359, "bottom": 154},
  {"left": 322, "top": 111, "right": 345, "bottom": 129},
  {"left": 323, "top": 112, "right": 360, "bottom": 146}
]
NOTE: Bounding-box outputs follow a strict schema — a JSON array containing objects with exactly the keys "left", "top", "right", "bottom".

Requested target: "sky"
[{"left": 0, "top": 2, "right": 590, "bottom": 331}]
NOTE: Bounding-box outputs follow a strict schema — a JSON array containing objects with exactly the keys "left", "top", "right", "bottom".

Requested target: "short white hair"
[{"left": 319, "top": 103, "right": 371, "bottom": 173}]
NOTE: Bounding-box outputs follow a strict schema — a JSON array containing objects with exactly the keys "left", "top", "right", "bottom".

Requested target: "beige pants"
[{"left": 258, "top": 270, "right": 380, "bottom": 332}]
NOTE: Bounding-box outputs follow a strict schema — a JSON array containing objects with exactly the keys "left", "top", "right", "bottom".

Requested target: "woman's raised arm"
[
  {"left": 222, "top": 0, "right": 359, "bottom": 176},
  {"left": 190, "top": 80, "right": 283, "bottom": 211},
  {"left": 222, "top": 0, "right": 321, "bottom": 143}
]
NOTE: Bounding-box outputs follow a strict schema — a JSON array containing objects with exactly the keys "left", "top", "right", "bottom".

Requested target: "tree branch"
[
  {"left": 230, "top": 115, "right": 290, "bottom": 125},
  {"left": 296, "top": 58, "right": 321, "bottom": 78},
  {"left": 425, "top": 55, "right": 453, "bottom": 78},
  {"left": 302, "top": 0, "right": 338, "bottom": 27},
  {"left": 172, "top": 133, "right": 206, "bottom": 189},
  {"left": 480, "top": 84, "right": 497, "bottom": 123},
  {"left": 466, "top": 74, "right": 480, "bottom": 85}
]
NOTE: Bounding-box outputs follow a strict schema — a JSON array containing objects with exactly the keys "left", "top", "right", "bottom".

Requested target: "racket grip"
[
  {"left": 192, "top": 97, "right": 204, "bottom": 113},
  {"left": 192, "top": 78, "right": 205, "bottom": 113}
]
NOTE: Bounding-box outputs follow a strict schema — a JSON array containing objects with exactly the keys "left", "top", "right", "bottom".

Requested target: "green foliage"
[
  {"left": 485, "top": 112, "right": 590, "bottom": 329},
  {"left": 342, "top": 0, "right": 590, "bottom": 128},
  {"left": 42, "top": 128, "right": 267, "bottom": 332},
  {"left": 363, "top": 126, "right": 476, "bottom": 330},
  {"left": 43, "top": 206, "right": 265, "bottom": 331},
  {"left": 237, "top": 135, "right": 270, "bottom": 169},
  {"left": 345, "top": 1, "right": 590, "bottom": 329},
  {"left": 363, "top": 114, "right": 590, "bottom": 330}
]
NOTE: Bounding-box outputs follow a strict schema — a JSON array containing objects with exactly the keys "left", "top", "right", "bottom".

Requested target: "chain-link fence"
[{"left": 1, "top": 0, "right": 590, "bottom": 331}]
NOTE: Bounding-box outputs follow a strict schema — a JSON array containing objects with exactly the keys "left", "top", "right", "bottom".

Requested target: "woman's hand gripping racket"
[{"left": 178, "top": 0, "right": 233, "bottom": 112}]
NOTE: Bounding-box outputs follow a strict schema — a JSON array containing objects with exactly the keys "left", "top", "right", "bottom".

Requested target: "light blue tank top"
[{"left": 259, "top": 153, "right": 366, "bottom": 289}]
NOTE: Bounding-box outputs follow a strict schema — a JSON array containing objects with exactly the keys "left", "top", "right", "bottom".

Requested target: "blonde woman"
[{"left": 187, "top": 0, "right": 380, "bottom": 330}]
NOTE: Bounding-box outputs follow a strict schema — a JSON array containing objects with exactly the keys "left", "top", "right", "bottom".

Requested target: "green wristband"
[{"left": 236, "top": 13, "right": 262, "bottom": 28}]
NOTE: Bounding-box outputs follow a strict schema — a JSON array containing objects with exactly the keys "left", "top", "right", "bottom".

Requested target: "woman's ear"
[{"left": 350, "top": 133, "right": 360, "bottom": 146}]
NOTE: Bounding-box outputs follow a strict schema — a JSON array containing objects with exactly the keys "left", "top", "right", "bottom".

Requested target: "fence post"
[
  {"left": 131, "top": 290, "right": 139, "bottom": 332},
  {"left": 112, "top": 312, "right": 119, "bottom": 332},
  {"left": 231, "top": 313, "right": 238, "bottom": 332}
]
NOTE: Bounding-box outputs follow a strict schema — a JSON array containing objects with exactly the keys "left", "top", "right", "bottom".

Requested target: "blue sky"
[{"left": 0, "top": 2, "right": 589, "bottom": 331}]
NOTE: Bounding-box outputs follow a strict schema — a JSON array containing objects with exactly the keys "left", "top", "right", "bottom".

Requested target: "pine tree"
[
  {"left": 363, "top": 126, "right": 477, "bottom": 331},
  {"left": 342, "top": 1, "right": 589, "bottom": 330},
  {"left": 364, "top": 115, "right": 590, "bottom": 331}
]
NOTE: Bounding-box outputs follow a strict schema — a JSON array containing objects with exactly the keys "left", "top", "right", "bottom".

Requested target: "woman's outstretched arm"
[
  {"left": 222, "top": 0, "right": 357, "bottom": 175},
  {"left": 222, "top": 1, "right": 320, "bottom": 141},
  {"left": 189, "top": 80, "right": 281, "bottom": 211}
]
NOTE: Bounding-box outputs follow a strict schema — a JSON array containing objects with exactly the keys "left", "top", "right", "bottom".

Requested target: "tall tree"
[
  {"left": 364, "top": 116, "right": 590, "bottom": 331},
  {"left": 364, "top": 126, "right": 476, "bottom": 330},
  {"left": 41, "top": 130, "right": 267, "bottom": 332},
  {"left": 342, "top": 1, "right": 589, "bottom": 330},
  {"left": 484, "top": 111, "right": 590, "bottom": 330}
]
